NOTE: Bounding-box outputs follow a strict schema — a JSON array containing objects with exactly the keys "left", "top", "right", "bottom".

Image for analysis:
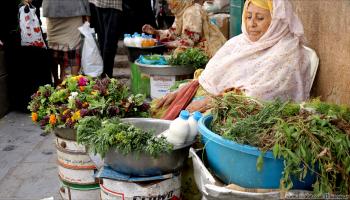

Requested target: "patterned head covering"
[
  {"left": 199, "top": 0, "right": 311, "bottom": 102},
  {"left": 167, "top": 0, "right": 194, "bottom": 15}
]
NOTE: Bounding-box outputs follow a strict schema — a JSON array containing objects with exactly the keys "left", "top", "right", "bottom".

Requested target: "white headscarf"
[{"left": 199, "top": 0, "right": 310, "bottom": 102}]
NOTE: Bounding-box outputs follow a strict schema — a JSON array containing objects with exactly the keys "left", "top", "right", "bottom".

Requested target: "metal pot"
[
  {"left": 54, "top": 128, "right": 77, "bottom": 141},
  {"left": 135, "top": 60, "right": 195, "bottom": 76},
  {"left": 103, "top": 118, "right": 193, "bottom": 176}
]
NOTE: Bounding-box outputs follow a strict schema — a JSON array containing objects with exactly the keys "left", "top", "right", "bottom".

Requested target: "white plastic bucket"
[
  {"left": 59, "top": 180, "right": 100, "bottom": 200},
  {"left": 56, "top": 136, "right": 87, "bottom": 153},
  {"left": 56, "top": 146, "right": 96, "bottom": 170},
  {"left": 58, "top": 165, "right": 97, "bottom": 185},
  {"left": 100, "top": 175, "right": 181, "bottom": 200}
]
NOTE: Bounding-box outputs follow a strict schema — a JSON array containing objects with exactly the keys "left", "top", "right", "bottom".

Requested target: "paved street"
[{"left": 0, "top": 112, "right": 60, "bottom": 200}]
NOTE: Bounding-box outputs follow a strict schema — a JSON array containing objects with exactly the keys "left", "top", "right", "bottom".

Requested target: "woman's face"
[{"left": 245, "top": 3, "right": 272, "bottom": 42}]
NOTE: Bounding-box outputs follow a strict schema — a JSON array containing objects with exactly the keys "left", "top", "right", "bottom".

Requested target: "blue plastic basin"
[{"left": 198, "top": 115, "right": 315, "bottom": 189}]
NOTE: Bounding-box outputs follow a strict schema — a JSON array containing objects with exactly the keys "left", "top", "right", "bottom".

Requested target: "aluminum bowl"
[
  {"left": 135, "top": 61, "right": 195, "bottom": 76},
  {"left": 103, "top": 118, "right": 193, "bottom": 176},
  {"left": 54, "top": 127, "right": 77, "bottom": 141}
]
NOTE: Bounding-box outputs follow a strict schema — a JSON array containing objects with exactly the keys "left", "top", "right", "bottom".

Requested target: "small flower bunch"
[{"left": 28, "top": 75, "right": 150, "bottom": 132}]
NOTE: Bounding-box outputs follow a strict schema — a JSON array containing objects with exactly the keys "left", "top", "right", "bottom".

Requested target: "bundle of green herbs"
[
  {"left": 76, "top": 116, "right": 173, "bottom": 158},
  {"left": 168, "top": 48, "right": 209, "bottom": 69},
  {"left": 211, "top": 92, "right": 350, "bottom": 195}
]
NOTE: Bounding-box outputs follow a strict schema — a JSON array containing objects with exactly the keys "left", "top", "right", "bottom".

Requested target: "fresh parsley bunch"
[{"left": 168, "top": 48, "right": 209, "bottom": 69}]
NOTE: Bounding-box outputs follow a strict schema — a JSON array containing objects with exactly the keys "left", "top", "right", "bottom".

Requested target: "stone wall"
[{"left": 290, "top": 0, "right": 350, "bottom": 105}]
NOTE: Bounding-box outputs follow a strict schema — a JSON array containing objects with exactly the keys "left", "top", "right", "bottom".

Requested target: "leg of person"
[
  {"left": 60, "top": 50, "right": 68, "bottom": 81},
  {"left": 68, "top": 49, "right": 81, "bottom": 76},
  {"left": 89, "top": 3, "right": 98, "bottom": 30},
  {"left": 100, "top": 8, "right": 123, "bottom": 78},
  {"left": 94, "top": 6, "right": 106, "bottom": 61},
  {"left": 49, "top": 49, "right": 60, "bottom": 86}
]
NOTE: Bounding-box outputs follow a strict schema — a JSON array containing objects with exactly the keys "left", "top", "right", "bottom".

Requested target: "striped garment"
[
  {"left": 89, "top": 0, "right": 122, "bottom": 10},
  {"left": 51, "top": 48, "right": 81, "bottom": 68}
]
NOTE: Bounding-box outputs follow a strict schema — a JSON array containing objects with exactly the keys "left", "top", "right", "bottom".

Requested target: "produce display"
[
  {"left": 76, "top": 116, "right": 173, "bottom": 158},
  {"left": 168, "top": 48, "right": 209, "bottom": 69},
  {"left": 210, "top": 92, "right": 350, "bottom": 195},
  {"left": 28, "top": 75, "right": 150, "bottom": 132}
]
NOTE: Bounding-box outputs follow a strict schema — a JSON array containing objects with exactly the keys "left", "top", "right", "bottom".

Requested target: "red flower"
[
  {"left": 78, "top": 77, "right": 88, "bottom": 86},
  {"left": 33, "top": 27, "right": 41, "bottom": 33}
]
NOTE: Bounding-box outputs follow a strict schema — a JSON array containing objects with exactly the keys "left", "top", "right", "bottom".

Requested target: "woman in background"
[
  {"left": 142, "top": 0, "right": 227, "bottom": 58},
  {"left": 43, "top": 0, "right": 90, "bottom": 85}
]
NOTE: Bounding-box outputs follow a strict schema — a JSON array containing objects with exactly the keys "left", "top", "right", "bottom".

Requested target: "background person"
[
  {"left": 43, "top": 0, "right": 90, "bottom": 85},
  {"left": 142, "top": 0, "right": 226, "bottom": 58},
  {"left": 89, "top": 0, "right": 122, "bottom": 78}
]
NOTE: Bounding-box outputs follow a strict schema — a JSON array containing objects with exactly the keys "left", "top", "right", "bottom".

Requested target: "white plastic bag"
[
  {"left": 19, "top": 4, "right": 46, "bottom": 48},
  {"left": 78, "top": 22, "right": 103, "bottom": 77}
]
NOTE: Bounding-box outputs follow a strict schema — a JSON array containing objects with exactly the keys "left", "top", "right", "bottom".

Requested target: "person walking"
[
  {"left": 89, "top": 0, "right": 123, "bottom": 78},
  {"left": 42, "top": 0, "right": 90, "bottom": 85}
]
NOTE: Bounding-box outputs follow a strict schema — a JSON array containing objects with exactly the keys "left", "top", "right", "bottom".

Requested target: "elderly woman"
[
  {"left": 154, "top": 0, "right": 311, "bottom": 119},
  {"left": 142, "top": 0, "right": 227, "bottom": 58}
]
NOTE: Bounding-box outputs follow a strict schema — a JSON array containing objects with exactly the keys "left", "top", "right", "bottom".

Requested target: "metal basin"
[
  {"left": 103, "top": 118, "right": 193, "bottom": 176},
  {"left": 135, "top": 60, "right": 195, "bottom": 76},
  {"left": 54, "top": 128, "right": 77, "bottom": 141}
]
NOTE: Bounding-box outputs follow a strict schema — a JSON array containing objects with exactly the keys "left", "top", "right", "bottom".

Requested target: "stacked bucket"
[
  {"left": 98, "top": 167, "right": 182, "bottom": 199},
  {"left": 54, "top": 128, "right": 100, "bottom": 200},
  {"left": 96, "top": 119, "right": 183, "bottom": 199}
]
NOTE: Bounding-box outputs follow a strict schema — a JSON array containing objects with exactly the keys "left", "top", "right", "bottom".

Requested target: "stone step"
[
  {"left": 117, "top": 40, "right": 128, "bottom": 55},
  {"left": 114, "top": 55, "right": 130, "bottom": 68},
  {"left": 113, "top": 66, "right": 131, "bottom": 88},
  {"left": 116, "top": 78, "right": 131, "bottom": 88},
  {"left": 113, "top": 67, "right": 130, "bottom": 79}
]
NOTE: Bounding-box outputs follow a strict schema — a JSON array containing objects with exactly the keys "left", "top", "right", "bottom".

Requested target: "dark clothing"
[
  {"left": 93, "top": 6, "right": 122, "bottom": 77},
  {"left": 32, "top": 0, "right": 43, "bottom": 24},
  {"left": 2, "top": 0, "right": 52, "bottom": 112},
  {"left": 122, "top": 0, "right": 157, "bottom": 34},
  {"left": 0, "top": 1, "right": 20, "bottom": 46},
  {"left": 156, "top": 0, "right": 175, "bottom": 29}
]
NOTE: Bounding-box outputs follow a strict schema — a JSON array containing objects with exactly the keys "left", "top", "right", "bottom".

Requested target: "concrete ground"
[
  {"left": 0, "top": 111, "right": 60, "bottom": 200},
  {"left": 0, "top": 112, "right": 202, "bottom": 200}
]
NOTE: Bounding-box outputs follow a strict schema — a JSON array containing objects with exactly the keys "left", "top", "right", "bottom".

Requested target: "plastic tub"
[{"left": 198, "top": 115, "right": 315, "bottom": 189}]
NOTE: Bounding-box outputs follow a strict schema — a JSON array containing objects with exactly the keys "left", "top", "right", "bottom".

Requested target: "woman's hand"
[
  {"left": 156, "top": 91, "right": 179, "bottom": 109},
  {"left": 142, "top": 24, "right": 157, "bottom": 35},
  {"left": 186, "top": 96, "right": 212, "bottom": 113}
]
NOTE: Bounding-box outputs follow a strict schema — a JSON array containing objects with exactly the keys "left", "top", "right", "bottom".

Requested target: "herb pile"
[
  {"left": 211, "top": 92, "right": 350, "bottom": 195},
  {"left": 28, "top": 75, "right": 150, "bottom": 132},
  {"left": 77, "top": 116, "right": 173, "bottom": 158},
  {"left": 168, "top": 48, "right": 209, "bottom": 69}
]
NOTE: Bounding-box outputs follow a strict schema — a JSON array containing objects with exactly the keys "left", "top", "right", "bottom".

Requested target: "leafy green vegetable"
[
  {"left": 168, "top": 48, "right": 209, "bottom": 69},
  {"left": 143, "top": 54, "right": 163, "bottom": 60},
  {"left": 77, "top": 116, "right": 173, "bottom": 158},
  {"left": 211, "top": 93, "right": 350, "bottom": 195}
]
